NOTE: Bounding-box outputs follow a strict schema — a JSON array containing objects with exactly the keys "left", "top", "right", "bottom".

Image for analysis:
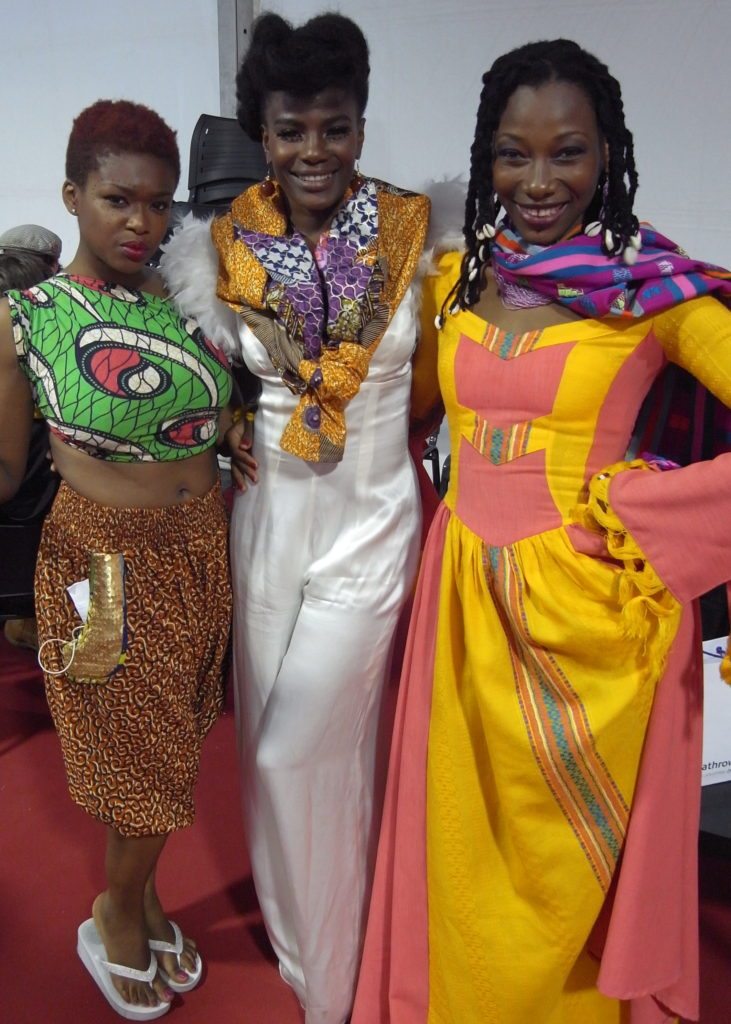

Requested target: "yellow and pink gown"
[{"left": 352, "top": 251, "right": 731, "bottom": 1024}]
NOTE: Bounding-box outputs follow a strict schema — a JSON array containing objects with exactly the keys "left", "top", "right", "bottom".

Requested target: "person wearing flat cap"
[{"left": 0, "top": 223, "right": 63, "bottom": 287}]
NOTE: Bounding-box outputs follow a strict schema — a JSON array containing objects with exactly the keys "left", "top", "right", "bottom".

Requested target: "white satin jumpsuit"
[{"left": 229, "top": 291, "right": 422, "bottom": 1024}]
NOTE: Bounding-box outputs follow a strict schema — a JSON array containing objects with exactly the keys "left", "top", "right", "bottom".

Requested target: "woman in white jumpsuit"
[
  {"left": 164, "top": 13, "right": 430, "bottom": 1024},
  {"left": 232, "top": 290, "right": 423, "bottom": 1024}
]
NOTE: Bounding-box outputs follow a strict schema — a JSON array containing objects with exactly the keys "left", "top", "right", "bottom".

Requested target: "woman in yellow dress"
[{"left": 352, "top": 38, "right": 731, "bottom": 1024}]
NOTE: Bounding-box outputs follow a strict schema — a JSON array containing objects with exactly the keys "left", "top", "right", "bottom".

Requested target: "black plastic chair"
[
  {"left": 0, "top": 423, "right": 58, "bottom": 622},
  {"left": 423, "top": 433, "right": 441, "bottom": 492},
  {"left": 187, "top": 114, "right": 267, "bottom": 206},
  {"left": 149, "top": 117, "right": 268, "bottom": 269},
  {"left": 0, "top": 520, "right": 42, "bottom": 621}
]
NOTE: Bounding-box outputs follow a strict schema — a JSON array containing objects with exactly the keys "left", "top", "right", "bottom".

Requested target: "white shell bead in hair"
[
  {"left": 604, "top": 229, "right": 615, "bottom": 252},
  {"left": 468, "top": 256, "right": 477, "bottom": 270},
  {"left": 629, "top": 232, "right": 642, "bottom": 251},
  {"left": 468, "top": 268, "right": 478, "bottom": 281},
  {"left": 479, "top": 245, "right": 487, "bottom": 261},
  {"left": 449, "top": 303, "right": 460, "bottom": 315},
  {"left": 434, "top": 314, "right": 444, "bottom": 329},
  {"left": 623, "top": 245, "right": 639, "bottom": 266},
  {"left": 483, "top": 223, "right": 496, "bottom": 239},
  {"left": 584, "top": 221, "right": 602, "bottom": 237}
]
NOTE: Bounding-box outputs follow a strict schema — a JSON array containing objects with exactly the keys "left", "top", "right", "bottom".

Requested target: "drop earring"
[
  {"left": 261, "top": 164, "right": 276, "bottom": 198},
  {"left": 351, "top": 160, "right": 364, "bottom": 192}
]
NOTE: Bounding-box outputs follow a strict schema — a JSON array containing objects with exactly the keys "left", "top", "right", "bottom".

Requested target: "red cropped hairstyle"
[{"left": 65, "top": 99, "right": 180, "bottom": 187}]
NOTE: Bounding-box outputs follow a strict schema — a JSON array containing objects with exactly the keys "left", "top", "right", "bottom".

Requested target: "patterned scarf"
[
  {"left": 212, "top": 177, "right": 429, "bottom": 463},
  {"left": 491, "top": 224, "right": 731, "bottom": 319}
]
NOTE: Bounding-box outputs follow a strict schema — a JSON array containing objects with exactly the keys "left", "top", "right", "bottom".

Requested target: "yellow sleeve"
[
  {"left": 410, "top": 251, "right": 462, "bottom": 430},
  {"left": 597, "top": 294, "right": 731, "bottom": 618},
  {"left": 651, "top": 295, "right": 731, "bottom": 405}
]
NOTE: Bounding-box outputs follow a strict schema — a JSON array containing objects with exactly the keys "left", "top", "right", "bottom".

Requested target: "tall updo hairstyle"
[
  {"left": 65, "top": 99, "right": 180, "bottom": 187},
  {"left": 442, "top": 38, "right": 640, "bottom": 322},
  {"left": 236, "top": 12, "right": 370, "bottom": 141}
]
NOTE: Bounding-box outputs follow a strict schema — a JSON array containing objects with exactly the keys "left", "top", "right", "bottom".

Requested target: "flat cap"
[{"left": 0, "top": 223, "right": 62, "bottom": 259}]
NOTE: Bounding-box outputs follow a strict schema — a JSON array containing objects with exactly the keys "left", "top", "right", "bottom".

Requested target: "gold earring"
[
  {"left": 261, "top": 164, "right": 276, "bottom": 198},
  {"left": 351, "top": 162, "right": 364, "bottom": 192}
]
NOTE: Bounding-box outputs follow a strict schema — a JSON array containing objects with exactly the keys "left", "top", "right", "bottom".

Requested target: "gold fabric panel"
[{"left": 63, "top": 552, "right": 127, "bottom": 684}]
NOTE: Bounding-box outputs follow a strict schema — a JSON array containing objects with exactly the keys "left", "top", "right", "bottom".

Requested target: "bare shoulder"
[
  {"left": 0, "top": 298, "right": 30, "bottom": 386},
  {"left": 0, "top": 298, "right": 16, "bottom": 362},
  {"left": 0, "top": 294, "right": 33, "bottom": 414}
]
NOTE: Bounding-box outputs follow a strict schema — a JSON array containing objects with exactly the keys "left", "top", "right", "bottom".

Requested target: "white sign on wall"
[{"left": 702, "top": 639, "right": 731, "bottom": 786}]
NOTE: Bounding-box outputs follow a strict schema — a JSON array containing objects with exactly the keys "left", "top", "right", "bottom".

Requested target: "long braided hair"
[{"left": 440, "top": 38, "right": 639, "bottom": 325}]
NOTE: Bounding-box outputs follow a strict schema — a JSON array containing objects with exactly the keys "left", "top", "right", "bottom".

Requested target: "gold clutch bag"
[{"left": 62, "top": 552, "right": 129, "bottom": 684}]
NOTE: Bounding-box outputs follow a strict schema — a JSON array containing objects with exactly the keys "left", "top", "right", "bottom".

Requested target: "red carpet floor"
[
  {"left": 0, "top": 634, "right": 302, "bottom": 1024},
  {"left": 1, "top": 633, "right": 730, "bottom": 1024}
]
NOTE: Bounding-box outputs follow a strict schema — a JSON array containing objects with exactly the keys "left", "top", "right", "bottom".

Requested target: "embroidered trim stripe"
[
  {"left": 484, "top": 544, "right": 629, "bottom": 891},
  {"left": 481, "top": 323, "right": 543, "bottom": 360},
  {"left": 472, "top": 417, "right": 532, "bottom": 465}
]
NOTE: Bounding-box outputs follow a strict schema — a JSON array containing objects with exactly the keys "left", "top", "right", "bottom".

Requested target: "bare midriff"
[{"left": 50, "top": 438, "right": 220, "bottom": 508}]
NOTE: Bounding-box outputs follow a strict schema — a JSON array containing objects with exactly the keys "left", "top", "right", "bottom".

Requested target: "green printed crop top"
[{"left": 7, "top": 275, "right": 232, "bottom": 462}]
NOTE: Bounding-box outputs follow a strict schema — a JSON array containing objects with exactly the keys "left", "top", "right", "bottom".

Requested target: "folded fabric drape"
[{"left": 212, "top": 176, "right": 429, "bottom": 462}]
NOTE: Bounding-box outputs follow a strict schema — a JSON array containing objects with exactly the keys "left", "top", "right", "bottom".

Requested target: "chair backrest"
[
  {"left": 0, "top": 421, "right": 57, "bottom": 620},
  {"left": 188, "top": 114, "right": 267, "bottom": 205},
  {"left": 0, "top": 521, "right": 42, "bottom": 621},
  {"left": 148, "top": 200, "right": 233, "bottom": 268}
]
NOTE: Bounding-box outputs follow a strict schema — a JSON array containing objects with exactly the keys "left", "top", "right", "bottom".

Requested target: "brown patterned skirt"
[{"left": 35, "top": 481, "right": 231, "bottom": 837}]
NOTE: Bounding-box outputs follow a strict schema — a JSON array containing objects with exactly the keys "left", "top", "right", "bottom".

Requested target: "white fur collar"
[
  {"left": 159, "top": 213, "right": 241, "bottom": 360},
  {"left": 159, "top": 179, "right": 467, "bottom": 358}
]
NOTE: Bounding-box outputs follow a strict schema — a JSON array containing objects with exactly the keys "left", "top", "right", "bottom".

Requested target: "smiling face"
[
  {"left": 261, "top": 86, "right": 365, "bottom": 242},
  {"left": 492, "top": 79, "right": 606, "bottom": 245},
  {"left": 62, "top": 151, "right": 175, "bottom": 286}
]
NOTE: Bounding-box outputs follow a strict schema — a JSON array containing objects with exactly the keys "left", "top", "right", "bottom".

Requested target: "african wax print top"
[{"left": 6, "top": 274, "right": 232, "bottom": 462}]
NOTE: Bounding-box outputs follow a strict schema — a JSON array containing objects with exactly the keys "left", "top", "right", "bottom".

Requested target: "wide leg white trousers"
[{"left": 231, "top": 303, "right": 421, "bottom": 1023}]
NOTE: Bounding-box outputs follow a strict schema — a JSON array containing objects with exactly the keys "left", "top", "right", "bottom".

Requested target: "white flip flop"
[
  {"left": 77, "top": 918, "right": 170, "bottom": 1021},
  {"left": 149, "top": 919, "right": 203, "bottom": 993}
]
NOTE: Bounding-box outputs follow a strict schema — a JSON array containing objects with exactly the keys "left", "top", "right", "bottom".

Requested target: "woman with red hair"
[{"left": 0, "top": 100, "right": 246, "bottom": 1019}]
